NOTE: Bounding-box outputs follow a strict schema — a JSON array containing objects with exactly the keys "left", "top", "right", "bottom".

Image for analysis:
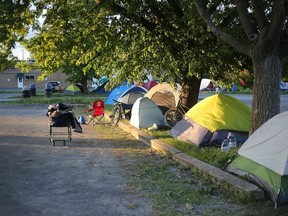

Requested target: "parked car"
[{"left": 47, "top": 81, "right": 64, "bottom": 93}]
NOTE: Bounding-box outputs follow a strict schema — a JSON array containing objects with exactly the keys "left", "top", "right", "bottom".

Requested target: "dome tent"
[
  {"left": 145, "top": 82, "right": 180, "bottom": 114},
  {"left": 227, "top": 111, "right": 288, "bottom": 207},
  {"left": 64, "top": 84, "right": 81, "bottom": 95},
  {"left": 105, "top": 82, "right": 147, "bottom": 105},
  {"left": 171, "top": 94, "right": 251, "bottom": 147},
  {"left": 130, "top": 97, "right": 165, "bottom": 129}
]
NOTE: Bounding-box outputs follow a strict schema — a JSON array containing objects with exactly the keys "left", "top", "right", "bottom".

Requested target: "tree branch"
[
  {"left": 251, "top": 0, "right": 269, "bottom": 31},
  {"left": 110, "top": 3, "right": 156, "bottom": 32},
  {"left": 167, "top": 0, "right": 184, "bottom": 19},
  {"left": 267, "top": 0, "right": 285, "bottom": 39},
  {"left": 193, "top": 0, "right": 250, "bottom": 57},
  {"left": 234, "top": 0, "right": 258, "bottom": 40}
]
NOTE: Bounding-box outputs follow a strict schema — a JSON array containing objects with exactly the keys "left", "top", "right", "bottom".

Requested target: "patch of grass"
[
  {"left": 124, "top": 147, "right": 255, "bottom": 215},
  {"left": 92, "top": 124, "right": 283, "bottom": 215},
  {"left": 1, "top": 93, "right": 108, "bottom": 106},
  {"left": 143, "top": 129, "right": 237, "bottom": 169},
  {"left": 93, "top": 125, "right": 221, "bottom": 214},
  {"left": 0, "top": 90, "right": 21, "bottom": 93}
]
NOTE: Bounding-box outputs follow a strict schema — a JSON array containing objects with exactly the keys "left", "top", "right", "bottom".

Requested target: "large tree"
[
  {"left": 18, "top": 0, "right": 100, "bottom": 92},
  {"left": 3, "top": 0, "right": 250, "bottom": 111},
  {"left": 93, "top": 0, "right": 251, "bottom": 109},
  {"left": 192, "top": 0, "right": 288, "bottom": 134}
]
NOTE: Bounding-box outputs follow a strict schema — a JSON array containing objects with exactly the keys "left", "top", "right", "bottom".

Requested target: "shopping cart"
[{"left": 47, "top": 103, "right": 82, "bottom": 146}]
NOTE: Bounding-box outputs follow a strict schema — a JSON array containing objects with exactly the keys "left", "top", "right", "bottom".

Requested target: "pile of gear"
[{"left": 46, "top": 103, "right": 82, "bottom": 133}]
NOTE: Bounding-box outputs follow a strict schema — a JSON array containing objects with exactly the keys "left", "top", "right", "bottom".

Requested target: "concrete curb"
[{"left": 110, "top": 118, "right": 264, "bottom": 201}]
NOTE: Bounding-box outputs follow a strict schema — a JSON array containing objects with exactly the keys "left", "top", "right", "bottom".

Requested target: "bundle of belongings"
[{"left": 46, "top": 103, "right": 83, "bottom": 133}]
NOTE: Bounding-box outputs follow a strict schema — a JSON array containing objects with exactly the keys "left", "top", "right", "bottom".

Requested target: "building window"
[{"left": 25, "top": 75, "right": 35, "bottom": 80}]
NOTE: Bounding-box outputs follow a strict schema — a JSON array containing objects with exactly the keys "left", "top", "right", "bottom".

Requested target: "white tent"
[
  {"left": 130, "top": 97, "right": 165, "bottom": 129},
  {"left": 200, "top": 78, "right": 213, "bottom": 91},
  {"left": 227, "top": 111, "right": 288, "bottom": 206}
]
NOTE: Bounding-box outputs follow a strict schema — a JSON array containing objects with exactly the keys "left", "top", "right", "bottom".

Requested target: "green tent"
[
  {"left": 227, "top": 111, "right": 288, "bottom": 207},
  {"left": 64, "top": 84, "right": 81, "bottom": 95},
  {"left": 171, "top": 94, "right": 251, "bottom": 147}
]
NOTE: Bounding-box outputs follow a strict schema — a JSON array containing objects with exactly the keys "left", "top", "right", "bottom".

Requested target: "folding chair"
[{"left": 85, "top": 99, "right": 105, "bottom": 125}]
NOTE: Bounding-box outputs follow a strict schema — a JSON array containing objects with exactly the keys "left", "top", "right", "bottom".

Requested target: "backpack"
[{"left": 78, "top": 116, "right": 86, "bottom": 124}]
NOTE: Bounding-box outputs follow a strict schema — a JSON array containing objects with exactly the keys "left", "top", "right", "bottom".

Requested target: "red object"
[
  {"left": 85, "top": 100, "right": 105, "bottom": 125},
  {"left": 239, "top": 78, "right": 246, "bottom": 86},
  {"left": 142, "top": 80, "right": 158, "bottom": 90}
]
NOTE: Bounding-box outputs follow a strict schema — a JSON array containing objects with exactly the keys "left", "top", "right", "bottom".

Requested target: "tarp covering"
[
  {"left": 227, "top": 111, "right": 288, "bottom": 206},
  {"left": 92, "top": 77, "right": 110, "bottom": 93},
  {"left": 130, "top": 97, "right": 165, "bottom": 129},
  {"left": 185, "top": 94, "right": 251, "bottom": 132}
]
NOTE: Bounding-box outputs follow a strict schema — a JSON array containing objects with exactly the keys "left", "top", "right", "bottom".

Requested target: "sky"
[
  {"left": 12, "top": 11, "right": 45, "bottom": 60},
  {"left": 12, "top": 43, "right": 31, "bottom": 60}
]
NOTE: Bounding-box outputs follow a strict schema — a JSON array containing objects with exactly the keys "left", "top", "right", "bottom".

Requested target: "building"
[{"left": 0, "top": 67, "right": 71, "bottom": 90}]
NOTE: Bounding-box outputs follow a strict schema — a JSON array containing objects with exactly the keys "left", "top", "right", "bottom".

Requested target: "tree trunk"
[
  {"left": 179, "top": 75, "right": 201, "bottom": 112},
  {"left": 250, "top": 43, "right": 282, "bottom": 135},
  {"left": 80, "top": 78, "right": 88, "bottom": 93}
]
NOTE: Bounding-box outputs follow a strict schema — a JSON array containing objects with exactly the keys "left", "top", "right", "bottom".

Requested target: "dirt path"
[{"left": 0, "top": 104, "right": 152, "bottom": 216}]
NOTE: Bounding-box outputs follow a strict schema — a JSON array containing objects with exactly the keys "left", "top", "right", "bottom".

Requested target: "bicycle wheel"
[
  {"left": 164, "top": 108, "right": 184, "bottom": 128},
  {"left": 110, "top": 105, "right": 121, "bottom": 126}
]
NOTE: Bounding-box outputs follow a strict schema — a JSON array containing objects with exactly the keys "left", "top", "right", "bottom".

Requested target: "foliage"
[
  {"left": 15, "top": 1, "right": 99, "bottom": 90},
  {"left": 12, "top": 0, "right": 251, "bottom": 92},
  {"left": 0, "top": 0, "right": 38, "bottom": 71}
]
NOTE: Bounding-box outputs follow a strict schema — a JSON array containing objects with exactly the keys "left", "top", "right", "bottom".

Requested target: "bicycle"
[
  {"left": 109, "top": 100, "right": 133, "bottom": 126},
  {"left": 164, "top": 103, "right": 189, "bottom": 128}
]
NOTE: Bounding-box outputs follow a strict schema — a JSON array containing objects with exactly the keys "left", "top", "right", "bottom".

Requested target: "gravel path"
[{"left": 0, "top": 104, "right": 152, "bottom": 216}]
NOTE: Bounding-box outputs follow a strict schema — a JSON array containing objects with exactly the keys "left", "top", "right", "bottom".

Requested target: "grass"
[
  {"left": 143, "top": 128, "right": 237, "bottom": 169},
  {"left": 93, "top": 125, "right": 256, "bottom": 215},
  {"left": 2, "top": 92, "right": 106, "bottom": 106}
]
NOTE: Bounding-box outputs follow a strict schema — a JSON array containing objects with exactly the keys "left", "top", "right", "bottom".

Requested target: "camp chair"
[{"left": 84, "top": 99, "right": 105, "bottom": 125}]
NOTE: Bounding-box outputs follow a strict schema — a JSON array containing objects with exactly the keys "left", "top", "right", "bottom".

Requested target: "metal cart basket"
[{"left": 49, "top": 113, "right": 72, "bottom": 146}]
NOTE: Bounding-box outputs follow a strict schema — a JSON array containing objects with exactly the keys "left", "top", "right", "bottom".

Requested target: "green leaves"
[{"left": 3, "top": 0, "right": 251, "bottom": 93}]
